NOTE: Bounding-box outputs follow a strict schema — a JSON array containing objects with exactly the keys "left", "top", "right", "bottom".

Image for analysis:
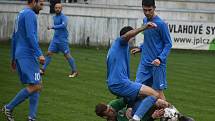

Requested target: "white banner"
[
  {"left": 168, "top": 21, "right": 215, "bottom": 50},
  {"left": 136, "top": 19, "right": 215, "bottom": 50}
]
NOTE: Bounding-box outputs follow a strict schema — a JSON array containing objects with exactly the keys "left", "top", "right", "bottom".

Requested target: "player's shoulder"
[
  {"left": 23, "top": 8, "right": 34, "bottom": 14},
  {"left": 62, "top": 14, "right": 69, "bottom": 20},
  {"left": 153, "top": 16, "right": 168, "bottom": 28},
  {"left": 23, "top": 8, "right": 36, "bottom": 17},
  {"left": 154, "top": 16, "right": 166, "bottom": 24},
  {"left": 60, "top": 13, "right": 67, "bottom": 17}
]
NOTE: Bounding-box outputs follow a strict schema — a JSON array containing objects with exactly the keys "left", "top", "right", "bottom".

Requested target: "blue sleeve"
[
  {"left": 25, "top": 12, "right": 43, "bottom": 57},
  {"left": 158, "top": 22, "right": 172, "bottom": 62},
  {"left": 139, "top": 44, "right": 144, "bottom": 52},
  {"left": 11, "top": 31, "right": 16, "bottom": 61},
  {"left": 119, "top": 37, "right": 128, "bottom": 46},
  {"left": 52, "top": 16, "right": 68, "bottom": 29}
]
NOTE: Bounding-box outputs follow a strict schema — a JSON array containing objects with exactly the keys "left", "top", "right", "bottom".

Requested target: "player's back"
[
  {"left": 13, "top": 7, "right": 38, "bottom": 59},
  {"left": 106, "top": 37, "right": 130, "bottom": 86}
]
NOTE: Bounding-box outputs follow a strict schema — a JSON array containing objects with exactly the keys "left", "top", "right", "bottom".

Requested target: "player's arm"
[
  {"left": 11, "top": 30, "right": 16, "bottom": 70},
  {"left": 122, "top": 22, "right": 157, "bottom": 42},
  {"left": 131, "top": 43, "right": 144, "bottom": 55},
  {"left": 25, "top": 12, "right": 44, "bottom": 64},
  {"left": 131, "top": 44, "right": 144, "bottom": 55},
  {"left": 52, "top": 16, "right": 68, "bottom": 29},
  {"left": 157, "top": 22, "right": 172, "bottom": 62}
]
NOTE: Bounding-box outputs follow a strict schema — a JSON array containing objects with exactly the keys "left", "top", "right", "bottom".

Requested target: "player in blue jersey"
[
  {"left": 131, "top": 0, "right": 172, "bottom": 100},
  {"left": 40, "top": 3, "right": 78, "bottom": 78},
  {"left": 1, "top": 0, "right": 45, "bottom": 121},
  {"left": 106, "top": 23, "right": 169, "bottom": 121}
]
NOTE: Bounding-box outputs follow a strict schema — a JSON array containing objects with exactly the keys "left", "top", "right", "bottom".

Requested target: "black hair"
[
  {"left": 95, "top": 103, "right": 107, "bottom": 117},
  {"left": 28, "top": 0, "right": 39, "bottom": 4},
  {"left": 142, "top": 0, "right": 155, "bottom": 7},
  {"left": 120, "top": 26, "right": 133, "bottom": 36}
]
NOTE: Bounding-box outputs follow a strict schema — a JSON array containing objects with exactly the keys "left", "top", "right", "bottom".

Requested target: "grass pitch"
[{"left": 0, "top": 42, "right": 215, "bottom": 121}]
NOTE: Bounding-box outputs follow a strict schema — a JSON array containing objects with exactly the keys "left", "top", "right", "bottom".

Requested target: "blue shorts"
[
  {"left": 135, "top": 64, "right": 167, "bottom": 90},
  {"left": 48, "top": 41, "right": 70, "bottom": 54},
  {"left": 16, "top": 58, "right": 41, "bottom": 85},
  {"left": 108, "top": 80, "right": 142, "bottom": 101}
]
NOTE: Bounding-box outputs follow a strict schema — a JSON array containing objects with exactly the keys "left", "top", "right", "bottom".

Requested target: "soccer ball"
[
  {"left": 163, "top": 105, "right": 180, "bottom": 121},
  {"left": 162, "top": 105, "right": 195, "bottom": 121}
]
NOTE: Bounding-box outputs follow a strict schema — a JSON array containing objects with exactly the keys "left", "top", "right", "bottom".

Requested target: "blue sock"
[
  {"left": 29, "top": 92, "right": 40, "bottom": 119},
  {"left": 6, "top": 88, "right": 30, "bottom": 110},
  {"left": 67, "top": 57, "right": 77, "bottom": 72},
  {"left": 42, "top": 56, "right": 52, "bottom": 70},
  {"left": 133, "top": 96, "right": 157, "bottom": 119}
]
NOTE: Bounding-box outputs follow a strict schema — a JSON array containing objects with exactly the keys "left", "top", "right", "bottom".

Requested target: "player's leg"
[
  {"left": 40, "top": 41, "right": 58, "bottom": 75},
  {"left": 131, "top": 96, "right": 157, "bottom": 121},
  {"left": 2, "top": 87, "right": 30, "bottom": 121},
  {"left": 129, "top": 87, "right": 168, "bottom": 121},
  {"left": 28, "top": 84, "right": 42, "bottom": 121},
  {"left": 23, "top": 58, "right": 42, "bottom": 120},
  {"left": 16, "top": 58, "right": 42, "bottom": 120},
  {"left": 64, "top": 53, "right": 78, "bottom": 77},
  {"left": 2, "top": 59, "right": 41, "bottom": 121},
  {"left": 60, "top": 42, "right": 78, "bottom": 77},
  {"left": 138, "top": 85, "right": 159, "bottom": 99},
  {"left": 152, "top": 65, "right": 167, "bottom": 100},
  {"left": 2, "top": 59, "right": 30, "bottom": 121},
  {"left": 130, "top": 96, "right": 169, "bottom": 121},
  {"left": 135, "top": 63, "right": 152, "bottom": 84},
  {"left": 40, "top": 51, "right": 54, "bottom": 74}
]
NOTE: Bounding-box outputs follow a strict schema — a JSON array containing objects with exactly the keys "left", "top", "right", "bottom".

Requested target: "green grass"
[{"left": 0, "top": 42, "right": 215, "bottom": 121}]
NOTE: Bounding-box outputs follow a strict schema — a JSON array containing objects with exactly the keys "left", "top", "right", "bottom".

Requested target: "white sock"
[{"left": 133, "top": 115, "right": 140, "bottom": 121}]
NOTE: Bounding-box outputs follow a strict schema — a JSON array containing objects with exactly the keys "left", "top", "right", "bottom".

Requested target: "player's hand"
[
  {"left": 126, "top": 108, "right": 133, "bottom": 119},
  {"left": 155, "top": 99, "right": 169, "bottom": 108},
  {"left": 145, "top": 22, "right": 157, "bottom": 29},
  {"left": 151, "top": 59, "right": 161, "bottom": 66},
  {"left": 38, "top": 56, "right": 45, "bottom": 65},
  {"left": 47, "top": 26, "right": 52, "bottom": 30},
  {"left": 151, "top": 109, "right": 165, "bottom": 119},
  {"left": 131, "top": 48, "right": 141, "bottom": 55},
  {"left": 11, "top": 60, "right": 16, "bottom": 71}
]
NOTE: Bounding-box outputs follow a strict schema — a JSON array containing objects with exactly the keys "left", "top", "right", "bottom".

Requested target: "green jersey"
[{"left": 108, "top": 98, "right": 155, "bottom": 121}]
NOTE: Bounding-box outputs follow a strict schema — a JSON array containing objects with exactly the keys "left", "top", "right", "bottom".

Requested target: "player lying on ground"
[
  {"left": 95, "top": 98, "right": 166, "bottom": 121},
  {"left": 95, "top": 98, "right": 195, "bottom": 121}
]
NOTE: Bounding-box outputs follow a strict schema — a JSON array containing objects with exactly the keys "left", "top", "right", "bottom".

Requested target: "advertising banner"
[
  {"left": 136, "top": 19, "right": 215, "bottom": 50},
  {"left": 168, "top": 21, "right": 215, "bottom": 50}
]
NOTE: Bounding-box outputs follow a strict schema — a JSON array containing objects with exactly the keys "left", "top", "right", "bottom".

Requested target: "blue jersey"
[
  {"left": 52, "top": 13, "right": 68, "bottom": 43},
  {"left": 141, "top": 16, "right": 172, "bottom": 66},
  {"left": 107, "top": 37, "right": 130, "bottom": 86},
  {"left": 11, "top": 7, "right": 43, "bottom": 60}
]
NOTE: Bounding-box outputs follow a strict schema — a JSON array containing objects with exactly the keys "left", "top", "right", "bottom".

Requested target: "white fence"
[{"left": 0, "top": 0, "right": 215, "bottom": 50}]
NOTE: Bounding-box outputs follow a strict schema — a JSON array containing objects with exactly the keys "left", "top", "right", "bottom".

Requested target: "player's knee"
[
  {"left": 27, "top": 84, "right": 42, "bottom": 93},
  {"left": 36, "top": 84, "right": 43, "bottom": 92},
  {"left": 64, "top": 53, "right": 71, "bottom": 59},
  {"left": 140, "top": 85, "right": 159, "bottom": 99}
]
